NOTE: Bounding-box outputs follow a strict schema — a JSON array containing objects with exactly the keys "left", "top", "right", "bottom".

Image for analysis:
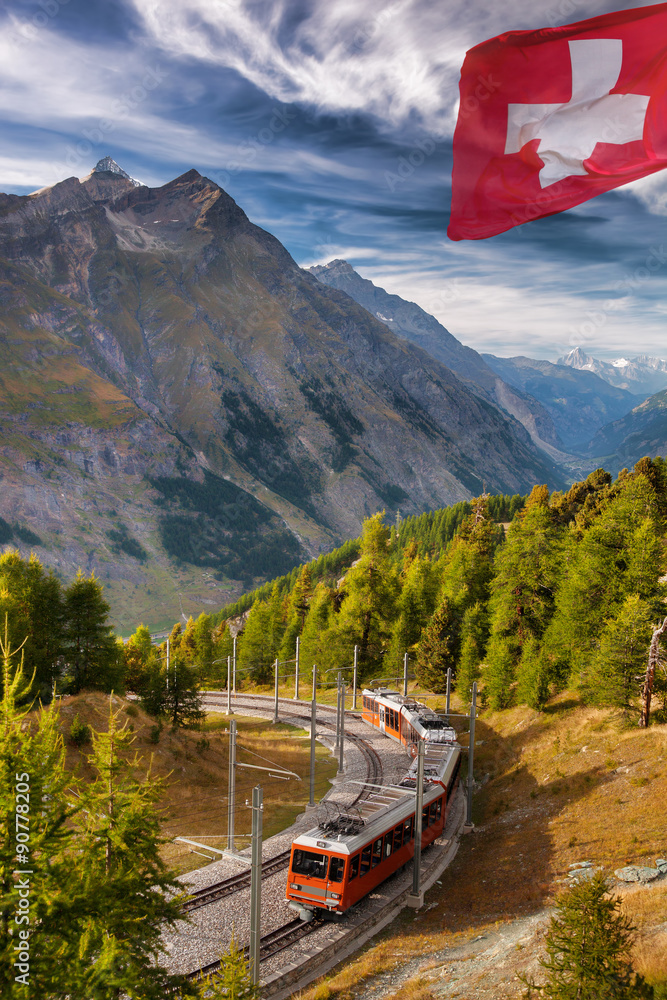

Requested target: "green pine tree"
[
  {"left": 484, "top": 636, "right": 516, "bottom": 709},
  {"left": 522, "top": 871, "right": 654, "bottom": 999},
  {"left": 62, "top": 571, "right": 121, "bottom": 693},
  {"left": 0, "top": 552, "right": 64, "bottom": 700},
  {"left": 516, "top": 633, "right": 551, "bottom": 711},
  {"left": 455, "top": 601, "right": 488, "bottom": 699},
  {"left": 329, "top": 513, "right": 398, "bottom": 677},
  {"left": 587, "top": 594, "right": 655, "bottom": 708},
  {"left": 164, "top": 651, "right": 204, "bottom": 729},
  {"left": 415, "top": 597, "right": 460, "bottom": 693},
  {"left": 237, "top": 600, "right": 273, "bottom": 682},
  {"left": 388, "top": 555, "right": 436, "bottom": 669}
]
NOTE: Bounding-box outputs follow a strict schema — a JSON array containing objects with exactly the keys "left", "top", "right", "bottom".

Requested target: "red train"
[{"left": 286, "top": 688, "right": 461, "bottom": 920}]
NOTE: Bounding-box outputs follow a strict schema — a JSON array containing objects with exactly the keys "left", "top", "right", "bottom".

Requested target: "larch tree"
[
  {"left": 72, "top": 704, "right": 198, "bottom": 1000},
  {"left": 202, "top": 933, "right": 260, "bottom": 1000},
  {"left": 0, "top": 620, "right": 79, "bottom": 997}
]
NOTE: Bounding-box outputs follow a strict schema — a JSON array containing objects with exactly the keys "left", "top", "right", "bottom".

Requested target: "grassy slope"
[
  {"left": 296, "top": 692, "right": 667, "bottom": 999},
  {"left": 56, "top": 692, "right": 337, "bottom": 875}
]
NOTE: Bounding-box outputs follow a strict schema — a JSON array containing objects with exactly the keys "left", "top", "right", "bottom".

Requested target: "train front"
[{"left": 286, "top": 833, "right": 350, "bottom": 921}]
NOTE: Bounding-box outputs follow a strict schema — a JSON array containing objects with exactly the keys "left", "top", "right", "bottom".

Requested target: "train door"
[
  {"left": 326, "top": 855, "right": 345, "bottom": 908},
  {"left": 379, "top": 705, "right": 386, "bottom": 733}
]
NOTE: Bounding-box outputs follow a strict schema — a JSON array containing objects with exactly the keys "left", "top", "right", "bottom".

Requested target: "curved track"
[
  {"left": 180, "top": 694, "right": 384, "bottom": 972},
  {"left": 183, "top": 695, "right": 382, "bottom": 913}
]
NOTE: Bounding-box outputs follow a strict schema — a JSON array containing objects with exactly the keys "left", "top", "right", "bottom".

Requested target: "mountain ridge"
[
  {"left": 559, "top": 347, "right": 667, "bottom": 396},
  {"left": 309, "top": 258, "right": 565, "bottom": 456},
  {"left": 0, "top": 165, "right": 565, "bottom": 627}
]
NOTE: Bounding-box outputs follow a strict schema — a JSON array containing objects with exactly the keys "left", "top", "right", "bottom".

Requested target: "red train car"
[
  {"left": 361, "top": 687, "right": 457, "bottom": 750},
  {"left": 286, "top": 742, "right": 461, "bottom": 920}
]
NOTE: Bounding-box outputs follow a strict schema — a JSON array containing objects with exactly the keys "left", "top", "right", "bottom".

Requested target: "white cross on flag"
[{"left": 448, "top": 4, "right": 667, "bottom": 241}]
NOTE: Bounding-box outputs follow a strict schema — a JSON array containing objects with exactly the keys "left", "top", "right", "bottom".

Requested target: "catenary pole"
[
  {"left": 226, "top": 655, "right": 231, "bottom": 715},
  {"left": 249, "top": 785, "right": 263, "bottom": 985},
  {"left": 353, "top": 644, "right": 358, "bottom": 710},
  {"left": 232, "top": 635, "right": 237, "bottom": 694},
  {"left": 446, "top": 667, "right": 452, "bottom": 717},
  {"left": 273, "top": 658, "right": 279, "bottom": 724},
  {"left": 338, "top": 682, "right": 345, "bottom": 776},
  {"left": 227, "top": 719, "right": 236, "bottom": 851},
  {"left": 309, "top": 665, "right": 317, "bottom": 807},
  {"left": 413, "top": 740, "right": 425, "bottom": 898},
  {"left": 294, "top": 636, "right": 300, "bottom": 700},
  {"left": 403, "top": 651, "right": 409, "bottom": 697},
  {"left": 466, "top": 682, "right": 477, "bottom": 827}
]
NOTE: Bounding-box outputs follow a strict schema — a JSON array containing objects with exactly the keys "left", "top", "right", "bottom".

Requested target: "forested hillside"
[
  {"left": 175, "top": 457, "right": 666, "bottom": 720},
  {"left": 4, "top": 458, "right": 665, "bottom": 725}
]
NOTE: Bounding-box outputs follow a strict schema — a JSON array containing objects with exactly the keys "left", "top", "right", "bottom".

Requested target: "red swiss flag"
[{"left": 448, "top": 3, "right": 667, "bottom": 240}]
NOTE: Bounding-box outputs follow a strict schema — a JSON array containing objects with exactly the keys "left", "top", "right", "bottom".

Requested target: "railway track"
[
  {"left": 182, "top": 849, "right": 293, "bottom": 913},
  {"left": 182, "top": 695, "right": 383, "bottom": 915},
  {"left": 186, "top": 916, "right": 325, "bottom": 981}
]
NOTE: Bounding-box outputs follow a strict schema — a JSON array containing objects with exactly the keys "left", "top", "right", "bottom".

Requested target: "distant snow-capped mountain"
[{"left": 559, "top": 348, "right": 667, "bottom": 396}]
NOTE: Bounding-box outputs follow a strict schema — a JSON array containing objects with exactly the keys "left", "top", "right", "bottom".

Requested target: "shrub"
[{"left": 68, "top": 714, "right": 92, "bottom": 747}]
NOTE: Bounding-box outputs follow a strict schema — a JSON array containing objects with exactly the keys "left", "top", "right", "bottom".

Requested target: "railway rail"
[
  {"left": 181, "top": 695, "right": 382, "bottom": 915},
  {"left": 186, "top": 916, "right": 325, "bottom": 981}
]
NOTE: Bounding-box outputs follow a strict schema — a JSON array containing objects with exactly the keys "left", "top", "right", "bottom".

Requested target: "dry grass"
[{"left": 54, "top": 692, "right": 337, "bottom": 873}]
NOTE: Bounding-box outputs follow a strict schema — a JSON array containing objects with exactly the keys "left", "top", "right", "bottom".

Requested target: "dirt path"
[{"left": 346, "top": 909, "right": 550, "bottom": 1000}]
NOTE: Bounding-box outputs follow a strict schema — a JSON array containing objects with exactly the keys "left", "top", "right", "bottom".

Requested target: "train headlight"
[
  {"left": 290, "top": 883, "right": 302, "bottom": 890},
  {"left": 329, "top": 893, "right": 341, "bottom": 899}
]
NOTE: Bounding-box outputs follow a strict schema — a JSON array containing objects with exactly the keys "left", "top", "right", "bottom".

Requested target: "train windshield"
[{"left": 291, "top": 849, "right": 328, "bottom": 879}]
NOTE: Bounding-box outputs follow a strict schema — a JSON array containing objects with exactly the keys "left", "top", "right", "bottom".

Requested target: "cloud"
[{"left": 128, "top": 0, "right": 652, "bottom": 135}]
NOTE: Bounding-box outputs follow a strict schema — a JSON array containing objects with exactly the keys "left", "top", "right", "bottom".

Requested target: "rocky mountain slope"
[
  {"left": 0, "top": 159, "right": 564, "bottom": 629},
  {"left": 583, "top": 388, "right": 667, "bottom": 472},
  {"left": 309, "top": 259, "right": 564, "bottom": 456},
  {"left": 559, "top": 347, "right": 667, "bottom": 396},
  {"left": 482, "top": 354, "right": 641, "bottom": 449}
]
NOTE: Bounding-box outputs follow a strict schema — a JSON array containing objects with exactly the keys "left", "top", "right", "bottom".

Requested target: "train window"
[
  {"left": 404, "top": 816, "right": 413, "bottom": 841},
  {"left": 429, "top": 802, "right": 438, "bottom": 823},
  {"left": 360, "top": 845, "right": 372, "bottom": 876},
  {"left": 372, "top": 838, "right": 383, "bottom": 867},
  {"left": 372, "top": 701, "right": 377, "bottom": 714},
  {"left": 422, "top": 806, "right": 429, "bottom": 828},
  {"left": 393, "top": 824, "right": 403, "bottom": 851},
  {"left": 384, "top": 831, "right": 392, "bottom": 857},
  {"left": 292, "top": 850, "right": 328, "bottom": 879},
  {"left": 362, "top": 696, "right": 366, "bottom": 709},
  {"left": 328, "top": 856, "right": 345, "bottom": 883},
  {"left": 349, "top": 854, "right": 360, "bottom": 881}
]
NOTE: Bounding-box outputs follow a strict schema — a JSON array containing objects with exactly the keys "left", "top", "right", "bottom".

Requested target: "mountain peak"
[
  {"left": 92, "top": 156, "right": 141, "bottom": 186},
  {"left": 310, "top": 259, "right": 355, "bottom": 276}
]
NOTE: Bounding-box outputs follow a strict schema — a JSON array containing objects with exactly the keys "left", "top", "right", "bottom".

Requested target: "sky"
[{"left": 2, "top": 0, "right": 667, "bottom": 362}]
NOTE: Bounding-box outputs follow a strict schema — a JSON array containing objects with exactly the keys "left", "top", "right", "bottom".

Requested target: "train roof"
[
  {"left": 362, "top": 687, "right": 458, "bottom": 743},
  {"left": 292, "top": 742, "right": 461, "bottom": 855}
]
